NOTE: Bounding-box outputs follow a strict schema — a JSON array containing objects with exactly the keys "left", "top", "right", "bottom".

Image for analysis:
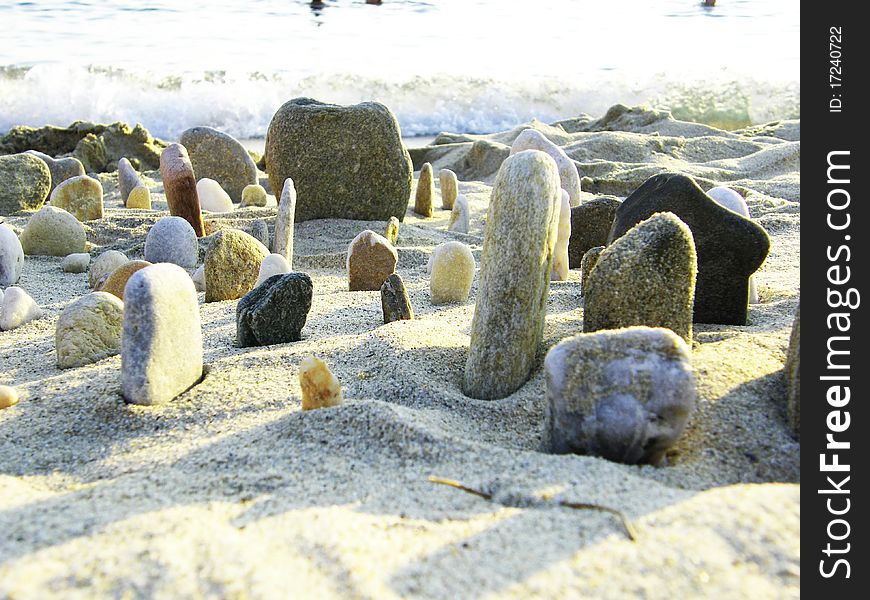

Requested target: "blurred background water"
[{"left": 0, "top": 0, "right": 800, "bottom": 141}]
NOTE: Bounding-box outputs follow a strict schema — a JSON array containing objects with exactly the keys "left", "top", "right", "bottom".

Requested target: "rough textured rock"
[
  {"left": 429, "top": 241, "right": 475, "bottom": 304},
  {"left": 463, "top": 150, "right": 560, "bottom": 400},
  {"left": 0, "top": 286, "right": 43, "bottom": 331},
  {"left": 586, "top": 212, "right": 697, "bottom": 342},
  {"left": 568, "top": 196, "right": 621, "bottom": 269},
  {"left": 415, "top": 162, "right": 434, "bottom": 217},
  {"left": 89, "top": 250, "right": 129, "bottom": 289},
  {"left": 55, "top": 292, "right": 124, "bottom": 369},
  {"left": 99, "top": 260, "right": 152, "bottom": 300},
  {"left": 25, "top": 150, "right": 85, "bottom": 193},
  {"left": 273, "top": 178, "right": 296, "bottom": 266},
  {"left": 299, "top": 356, "right": 343, "bottom": 411},
  {"left": 0, "top": 223, "right": 24, "bottom": 286},
  {"left": 196, "top": 178, "right": 234, "bottom": 213},
  {"left": 265, "top": 98, "right": 412, "bottom": 222},
  {"left": 49, "top": 174, "right": 104, "bottom": 221},
  {"left": 580, "top": 246, "right": 604, "bottom": 292},
  {"left": 255, "top": 254, "right": 292, "bottom": 288},
  {"left": 117, "top": 157, "right": 143, "bottom": 204},
  {"left": 346, "top": 230, "right": 398, "bottom": 292},
  {"left": 439, "top": 168, "right": 458, "bottom": 210},
  {"left": 707, "top": 186, "right": 758, "bottom": 304},
  {"left": 241, "top": 184, "right": 268, "bottom": 208},
  {"left": 19, "top": 205, "right": 87, "bottom": 256},
  {"left": 447, "top": 194, "right": 470, "bottom": 234},
  {"left": 552, "top": 190, "right": 571, "bottom": 281},
  {"left": 121, "top": 263, "right": 203, "bottom": 405},
  {"left": 236, "top": 272, "right": 313, "bottom": 347},
  {"left": 250, "top": 219, "right": 270, "bottom": 250},
  {"left": 608, "top": 173, "right": 769, "bottom": 324},
  {"left": 0, "top": 385, "right": 18, "bottom": 409},
  {"left": 126, "top": 185, "right": 152, "bottom": 210},
  {"left": 545, "top": 326, "right": 696, "bottom": 465},
  {"left": 0, "top": 153, "right": 51, "bottom": 215},
  {"left": 511, "top": 128, "right": 582, "bottom": 207},
  {"left": 384, "top": 216, "right": 400, "bottom": 245},
  {"left": 180, "top": 126, "right": 258, "bottom": 203},
  {"left": 204, "top": 229, "right": 269, "bottom": 302},
  {"left": 380, "top": 273, "right": 413, "bottom": 323},
  {"left": 144, "top": 216, "right": 198, "bottom": 268},
  {"left": 785, "top": 304, "right": 800, "bottom": 438},
  {"left": 61, "top": 252, "right": 90, "bottom": 274},
  {"left": 159, "top": 143, "right": 206, "bottom": 237},
  {"left": 460, "top": 139, "right": 511, "bottom": 181}
]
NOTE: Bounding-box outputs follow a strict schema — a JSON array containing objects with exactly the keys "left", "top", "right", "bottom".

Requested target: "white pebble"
[
  {"left": 196, "top": 178, "right": 234, "bottom": 213},
  {"left": 0, "top": 286, "right": 43, "bottom": 331}
]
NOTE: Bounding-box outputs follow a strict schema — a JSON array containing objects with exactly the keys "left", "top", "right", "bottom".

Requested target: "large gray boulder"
[{"left": 179, "top": 126, "right": 258, "bottom": 203}]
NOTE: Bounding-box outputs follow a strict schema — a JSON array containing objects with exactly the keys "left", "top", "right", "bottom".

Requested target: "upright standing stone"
[
  {"left": 0, "top": 223, "right": 24, "bottom": 286},
  {"left": 585, "top": 212, "right": 697, "bottom": 343},
  {"left": 415, "top": 162, "right": 434, "bottom": 217},
  {"left": 179, "top": 126, "right": 258, "bottom": 203},
  {"left": 299, "top": 356, "right": 343, "bottom": 410},
  {"left": 439, "top": 168, "right": 458, "bottom": 210},
  {"left": 608, "top": 173, "right": 769, "bottom": 324},
  {"left": 204, "top": 229, "right": 269, "bottom": 302},
  {"left": 25, "top": 150, "right": 85, "bottom": 193},
  {"left": 236, "top": 273, "right": 313, "bottom": 347},
  {"left": 552, "top": 190, "right": 571, "bottom": 281},
  {"left": 117, "top": 157, "right": 143, "bottom": 205},
  {"left": 251, "top": 219, "right": 270, "bottom": 249},
  {"left": 381, "top": 273, "right": 413, "bottom": 323},
  {"left": 510, "top": 129, "right": 582, "bottom": 207},
  {"left": 126, "top": 185, "right": 152, "bottom": 210},
  {"left": 347, "top": 230, "right": 398, "bottom": 291},
  {"left": 56, "top": 292, "right": 124, "bottom": 368},
  {"left": 580, "top": 246, "right": 604, "bottom": 292},
  {"left": 545, "top": 327, "right": 696, "bottom": 465},
  {"left": 19, "top": 205, "right": 87, "bottom": 257},
  {"left": 0, "top": 153, "right": 51, "bottom": 215},
  {"left": 265, "top": 98, "right": 412, "bottom": 222},
  {"left": 144, "top": 216, "right": 198, "bottom": 268},
  {"left": 568, "top": 196, "right": 621, "bottom": 269},
  {"left": 448, "top": 194, "right": 470, "bottom": 234},
  {"left": 463, "top": 150, "right": 560, "bottom": 400},
  {"left": 274, "top": 178, "right": 296, "bottom": 266},
  {"left": 429, "top": 241, "right": 475, "bottom": 304},
  {"left": 707, "top": 186, "right": 758, "bottom": 304},
  {"left": 121, "top": 263, "right": 203, "bottom": 405},
  {"left": 384, "top": 216, "right": 400, "bottom": 245},
  {"left": 785, "top": 304, "right": 800, "bottom": 438},
  {"left": 159, "top": 143, "right": 206, "bottom": 237}
]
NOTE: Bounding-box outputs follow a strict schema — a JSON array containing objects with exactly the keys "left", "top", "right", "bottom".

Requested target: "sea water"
[{"left": 0, "top": 0, "right": 799, "bottom": 140}]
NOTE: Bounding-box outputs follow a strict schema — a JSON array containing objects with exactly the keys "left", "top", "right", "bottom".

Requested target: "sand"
[{"left": 0, "top": 109, "right": 799, "bottom": 598}]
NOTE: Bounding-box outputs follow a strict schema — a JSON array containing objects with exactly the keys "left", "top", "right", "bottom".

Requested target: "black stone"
[
  {"left": 380, "top": 273, "right": 413, "bottom": 324},
  {"left": 607, "top": 173, "right": 769, "bottom": 325},
  {"left": 568, "top": 196, "right": 621, "bottom": 268},
  {"left": 236, "top": 273, "right": 313, "bottom": 347}
]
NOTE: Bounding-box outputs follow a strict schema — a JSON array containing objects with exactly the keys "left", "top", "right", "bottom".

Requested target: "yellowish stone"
[{"left": 299, "top": 356, "right": 343, "bottom": 411}]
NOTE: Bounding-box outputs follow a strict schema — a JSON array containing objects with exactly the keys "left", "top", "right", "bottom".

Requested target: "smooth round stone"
[
  {"left": 0, "top": 223, "right": 24, "bottom": 286},
  {"left": 250, "top": 219, "right": 270, "bottom": 250},
  {"left": 0, "top": 286, "right": 43, "bottom": 331},
  {"left": 204, "top": 229, "right": 269, "bottom": 302},
  {"left": 89, "top": 250, "right": 129, "bottom": 289},
  {"left": 785, "top": 304, "right": 800, "bottom": 438},
  {"left": 545, "top": 326, "right": 696, "bottom": 465},
  {"left": 510, "top": 129, "right": 581, "bottom": 207},
  {"left": 384, "top": 216, "right": 400, "bottom": 245},
  {"left": 447, "top": 194, "right": 470, "bottom": 234},
  {"left": 99, "top": 260, "right": 152, "bottom": 300},
  {"left": 0, "top": 152, "right": 51, "bottom": 215},
  {"left": 551, "top": 190, "right": 571, "bottom": 281},
  {"left": 61, "top": 252, "right": 90, "bottom": 274},
  {"left": 191, "top": 265, "right": 206, "bottom": 293},
  {"left": 708, "top": 186, "right": 758, "bottom": 304},
  {"left": 347, "top": 230, "right": 398, "bottom": 292},
  {"left": 381, "top": 273, "right": 413, "bottom": 323},
  {"left": 414, "top": 162, "right": 434, "bottom": 217},
  {"left": 19, "top": 205, "right": 87, "bottom": 257},
  {"left": 159, "top": 143, "right": 205, "bottom": 237},
  {"left": 241, "top": 184, "right": 268, "bottom": 208},
  {"left": 439, "top": 168, "right": 458, "bottom": 210},
  {"left": 299, "top": 356, "right": 343, "bottom": 411},
  {"left": 55, "top": 291, "right": 124, "bottom": 369},
  {"left": 25, "top": 150, "right": 85, "bottom": 193},
  {"left": 255, "top": 254, "right": 292, "bottom": 288},
  {"left": 179, "top": 126, "right": 258, "bottom": 203},
  {"left": 126, "top": 185, "right": 152, "bottom": 210},
  {"left": 429, "top": 241, "right": 475, "bottom": 305},
  {"left": 49, "top": 174, "right": 104, "bottom": 221},
  {"left": 237, "top": 272, "right": 313, "bottom": 347},
  {"left": 0, "top": 385, "right": 19, "bottom": 409},
  {"left": 196, "top": 178, "right": 234, "bottom": 213},
  {"left": 144, "top": 216, "right": 198, "bottom": 268}
]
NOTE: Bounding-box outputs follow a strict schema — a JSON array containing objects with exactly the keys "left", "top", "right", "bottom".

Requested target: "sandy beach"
[{"left": 0, "top": 105, "right": 799, "bottom": 598}]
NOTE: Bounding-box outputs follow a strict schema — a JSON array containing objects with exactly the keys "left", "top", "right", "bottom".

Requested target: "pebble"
[
  {"left": 204, "top": 229, "right": 269, "bottom": 302},
  {"left": 126, "top": 185, "right": 152, "bottom": 210},
  {"left": 447, "top": 194, "right": 470, "bottom": 234},
  {"left": 250, "top": 219, "right": 270, "bottom": 249},
  {"left": 380, "top": 273, "right": 413, "bottom": 323},
  {"left": 609, "top": 173, "right": 769, "bottom": 324},
  {"left": 0, "top": 152, "right": 51, "bottom": 215},
  {"left": 585, "top": 212, "right": 697, "bottom": 343},
  {"left": 192, "top": 265, "right": 206, "bottom": 293},
  {"left": 89, "top": 250, "right": 129, "bottom": 289},
  {"left": 237, "top": 272, "right": 313, "bottom": 347},
  {"left": 121, "top": 263, "right": 203, "bottom": 405},
  {"left": 551, "top": 190, "right": 571, "bottom": 281},
  {"left": 785, "top": 304, "right": 800, "bottom": 438},
  {"left": 439, "top": 168, "right": 458, "bottom": 210},
  {"left": 273, "top": 178, "right": 296, "bottom": 266},
  {"left": 26, "top": 150, "right": 85, "bottom": 193},
  {"left": 144, "top": 216, "right": 198, "bottom": 268},
  {"left": 0, "top": 385, "right": 18, "bottom": 409},
  {"left": 510, "top": 129, "right": 581, "bottom": 207},
  {"left": 49, "top": 174, "right": 104, "bottom": 221},
  {"left": 19, "top": 205, "right": 87, "bottom": 257},
  {"left": 55, "top": 292, "right": 124, "bottom": 369},
  {"left": 255, "top": 254, "right": 292, "bottom": 287},
  {"left": 159, "top": 143, "right": 206, "bottom": 237},
  {"left": 429, "top": 241, "right": 475, "bottom": 304},
  {"left": 179, "top": 126, "right": 258, "bottom": 203},
  {"left": 347, "top": 229, "right": 398, "bottom": 291},
  {"left": 196, "top": 178, "right": 235, "bottom": 213},
  {"left": 117, "top": 157, "right": 143, "bottom": 205},
  {"left": 580, "top": 246, "right": 604, "bottom": 292},
  {"left": 707, "top": 186, "right": 758, "bottom": 304},
  {"left": 0, "top": 286, "right": 43, "bottom": 331},
  {"left": 463, "top": 150, "right": 561, "bottom": 400},
  {"left": 384, "top": 216, "right": 400, "bottom": 246},
  {"left": 61, "top": 252, "right": 90, "bottom": 274},
  {"left": 545, "top": 326, "right": 696, "bottom": 465},
  {"left": 414, "top": 162, "right": 434, "bottom": 217},
  {"left": 299, "top": 356, "right": 343, "bottom": 411},
  {"left": 99, "top": 260, "right": 152, "bottom": 300},
  {"left": 241, "top": 184, "right": 269, "bottom": 208},
  {"left": 568, "top": 196, "right": 621, "bottom": 269},
  {"left": 0, "top": 223, "right": 24, "bottom": 286}
]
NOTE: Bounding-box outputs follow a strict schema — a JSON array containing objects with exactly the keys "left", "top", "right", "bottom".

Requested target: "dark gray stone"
[
  {"left": 251, "top": 219, "right": 270, "bottom": 250},
  {"left": 265, "top": 98, "right": 412, "bottom": 222},
  {"left": 608, "top": 173, "right": 769, "bottom": 325},
  {"left": 179, "top": 126, "right": 258, "bottom": 202},
  {"left": 568, "top": 196, "right": 620, "bottom": 268},
  {"left": 117, "top": 157, "right": 143, "bottom": 204},
  {"left": 381, "top": 273, "right": 413, "bottom": 324},
  {"left": 236, "top": 273, "right": 313, "bottom": 347},
  {"left": 580, "top": 245, "right": 604, "bottom": 292}
]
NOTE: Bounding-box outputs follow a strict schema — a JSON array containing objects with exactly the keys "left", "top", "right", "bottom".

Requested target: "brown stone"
[
  {"left": 414, "top": 162, "right": 434, "bottom": 217},
  {"left": 347, "top": 230, "right": 398, "bottom": 291},
  {"left": 98, "top": 260, "right": 152, "bottom": 300},
  {"left": 159, "top": 143, "right": 205, "bottom": 237},
  {"left": 381, "top": 273, "right": 413, "bottom": 323}
]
